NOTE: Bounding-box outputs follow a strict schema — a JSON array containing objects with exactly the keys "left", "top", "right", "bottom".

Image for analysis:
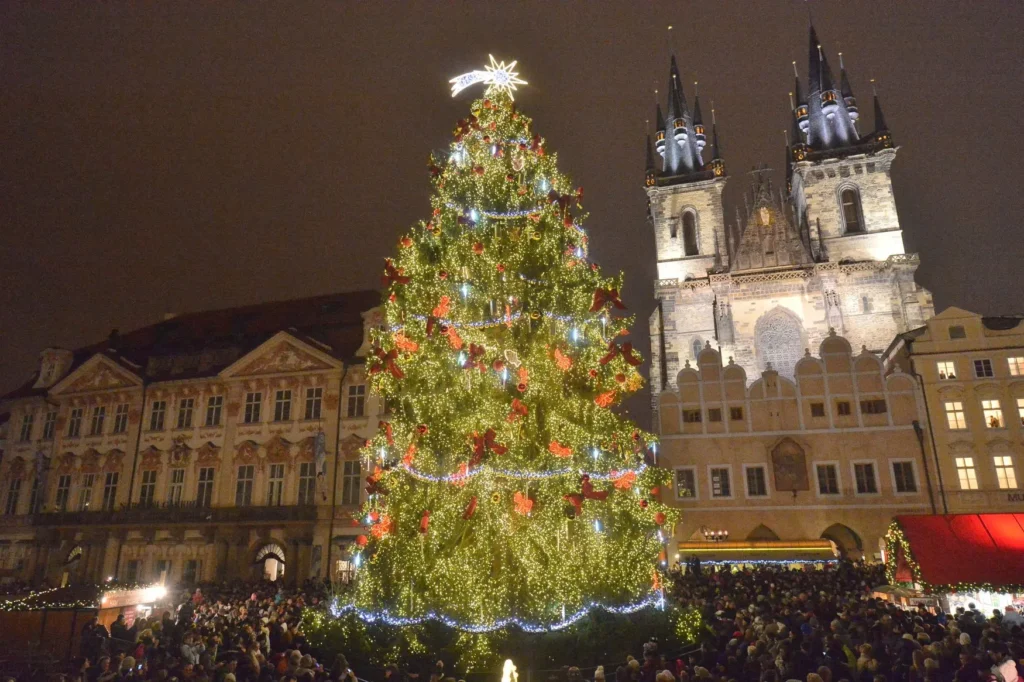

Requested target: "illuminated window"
[
  {"left": 982, "top": 399, "right": 1003, "bottom": 428},
  {"left": 67, "top": 408, "right": 83, "bottom": 438},
  {"left": 994, "top": 456, "right": 1018, "bottom": 490},
  {"left": 273, "top": 390, "right": 291, "bottom": 422},
  {"left": 944, "top": 401, "right": 967, "bottom": 430},
  {"left": 936, "top": 361, "right": 956, "bottom": 380},
  {"left": 974, "top": 359, "right": 994, "bottom": 378},
  {"left": 205, "top": 396, "right": 223, "bottom": 426},
  {"left": 840, "top": 188, "right": 863, "bottom": 233},
  {"left": 682, "top": 212, "right": 698, "bottom": 256},
  {"left": 1009, "top": 357, "right": 1024, "bottom": 376},
  {"left": 1019, "top": 398, "right": 1024, "bottom": 427},
  {"left": 674, "top": 468, "right": 697, "bottom": 500},
  {"left": 955, "top": 457, "right": 978, "bottom": 490},
  {"left": 113, "top": 404, "right": 129, "bottom": 434},
  {"left": 176, "top": 398, "right": 194, "bottom": 429},
  {"left": 244, "top": 392, "right": 262, "bottom": 424}
]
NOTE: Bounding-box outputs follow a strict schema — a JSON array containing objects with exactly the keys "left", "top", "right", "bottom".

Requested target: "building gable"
[
  {"left": 220, "top": 331, "right": 341, "bottom": 378},
  {"left": 50, "top": 354, "right": 143, "bottom": 395}
]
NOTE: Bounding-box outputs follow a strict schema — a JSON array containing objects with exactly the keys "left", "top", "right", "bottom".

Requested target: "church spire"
[
  {"left": 839, "top": 52, "right": 859, "bottom": 127},
  {"left": 871, "top": 81, "right": 894, "bottom": 149},
  {"left": 657, "top": 55, "right": 704, "bottom": 177},
  {"left": 709, "top": 104, "right": 725, "bottom": 178},
  {"left": 692, "top": 83, "right": 706, "bottom": 152},
  {"left": 645, "top": 133, "right": 658, "bottom": 187},
  {"left": 803, "top": 24, "right": 858, "bottom": 151}
]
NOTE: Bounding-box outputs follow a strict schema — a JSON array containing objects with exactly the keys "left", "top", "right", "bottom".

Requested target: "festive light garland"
[
  {"left": 329, "top": 592, "right": 665, "bottom": 633},
  {"left": 398, "top": 460, "right": 648, "bottom": 483}
]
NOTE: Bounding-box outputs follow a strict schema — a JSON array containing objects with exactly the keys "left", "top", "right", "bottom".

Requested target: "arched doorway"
[
  {"left": 63, "top": 545, "right": 84, "bottom": 584},
  {"left": 254, "top": 543, "right": 286, "bottom": 582},
  {"left": 747, "top": 524, "right": 781, "bottom": 541},
  {"left": 821, "top": 524, "right": 863, "bottom": 558}
]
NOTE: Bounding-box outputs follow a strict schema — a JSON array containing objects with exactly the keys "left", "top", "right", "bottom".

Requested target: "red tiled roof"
[
  {"left": 891, "top": 514, "right": 1024, "bottom": 590},
  {"left": 2, "top": 290, "right": 381, "bottom": 400}
]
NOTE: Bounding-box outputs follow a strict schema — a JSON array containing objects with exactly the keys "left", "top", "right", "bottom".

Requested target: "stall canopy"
[{"left": 885, "top": 514, "right": 1024, "bottom": 592}]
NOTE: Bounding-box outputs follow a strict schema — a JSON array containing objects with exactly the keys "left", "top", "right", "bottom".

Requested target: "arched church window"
[
  {"left": 755, "top": 307, "right": 804, "bottom": 378},
  {"left": 682, "top": 211, "right": 698, "bottom": 256},
  {"left": 691, "top": 337, "right": 703, "bottom": 360},
  {"left": 840, "top": 188, "right": 863, "bottom": 234}
]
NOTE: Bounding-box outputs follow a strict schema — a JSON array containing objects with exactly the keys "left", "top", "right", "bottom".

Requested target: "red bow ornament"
[
  {"left": 590, "top": 288, "right": 626, "bottom": 313},
  {"left": 581, "top": 475, "right": 609, "bottom": 502},
  {"left": 463, "top": 343, "right": 486, "bottom": 371},
  {"left": 378, "top": 421, "right": 394, "bottom": 446},
  {"left": 471, "top": 428, "right": 507, "bottom": 466},
  {"left": 507, "top": 398, "right": 529, "bottom": 423},
  {"left": 371, "top": 348, "right": 404, "bottom": 379},
  {"left": 599, "top": 341, "right": 643, "bottom": 367}
]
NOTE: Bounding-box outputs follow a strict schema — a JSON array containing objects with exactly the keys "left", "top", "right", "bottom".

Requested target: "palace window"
[
  {"left": 183, "top": 560, "right": 201, "bottom": 584},
  {"left": 55, "top": 475, "right": 72, "bottom": 512},
  {"left": 168, "top": 468, "right": 185, "bottom": 505},
  {"left": 19, "top": 414, "right": 34, "bottom": 442},
  {"left": 346, "top": 385, "right": 366, "bottom": 418},
  {"left": 267, "top": 463, "right": 285, "bottom": 506},
  {"left": 853, "top": 462, "right": 878, "bottom": 494},
  {"left": 89, "top": 406, "right": 106, "bottom": 436},
  {"left": 810, "top": 402, "right": 825, "bottom": 418},
  {"left": 298, "top": 462, "right": 316, "bottom": 505},
  {"left": 205, "top": 396, "right": 223, "bottom": 426},
  {"left": 994, "top": 456, "right": 1018, "bottom": 489},
  {"left": 125, "top": 560, "right": 141, "bottom": 583},
  {"left": 102, "top": 472, "right": 119, "bottom": 511},
  {"left": 78, "top": 474, "right": 94, "bottom": 510},
  {"left": 836, "top": 401, "right": 852, "bottom": 416},
  {"left": 840, "top": 188, "right": 863, "bottom": 233},
  {"left": 974, "top": 359, "right": 994, "bottom": 378},
  {"left": 196, "top": 467, "right": 215, "bottom": 508},
  {"left": 816, "top": 464, "right": 840, "bottom": 495},
  {"left": 675, "top": 467, "right": 697, "bottom": 500},
  {"left": 67, "top": 408, "right": 83, "bottom": 438},
  {"left": 305, "top": 388, "right": 323, "bottom": 421},
  {"left": 28, "top": 477, "right": 42, "bottom": 513},
  {"left": 235, "top": 465, "right": 254, "bottom": 506},
  {"left": 4, "top": 480, "right": 22, "bottom": 516},
  {"left": 955, "top": 457, "right": 979, "bottom": 490},
  {"left": 730, "top": 407, "right": 744, "bottom": 421},
  {"left": 42, "top": 411, "right": 57, "bottom": 440},
  {"left": 244, "top": 392, "right": 262, "bottom": 424},
  {"left": 682, "top": 211, "right": 699, "bottom": 256},
  {"left": 177, "top": 398, "right": 194, "bottom": 429},
  {"left": 149, "top": 401, "right": 166, "bottom": 431},
  {"left": 860, "top": 399, "right": 887, "bottom": 415},
  {"left": 709, "top": 467, "right": 732, "bottom": 498},
  {"left": 745, "top": 466, "right": 768, "bottom": 497},
  {"left": 682, "top": 410, "right": 702, "bottom": 423},
  {"left": 982, "top": 399, "right": 1004, "bottom": 428},
  {"left": 341, "top": 461, "right": 361, "bottom": 505},
  {"left": 936, "top": 361, "right": 957, "bottom": 380},
  {"left": 707, "top": 408, "right": 722, "bottom": 423},
  {"left": 944, "top": 401, "right": 967, "bottom": 430},
  {"left": 273, "top": 390, "right": 291, "bottom": 422},
  {"left": 892, "top": 461, "right": 917, "bottom": 493},
  {"left": 1008, "top": 357, "right": 1024, "bottom": 376},
  {"left": 113, "top": 404, "right": 129, "bottom": 434},
  {"left": 139, "top": 470, "right": 157, "bottom": 507}
]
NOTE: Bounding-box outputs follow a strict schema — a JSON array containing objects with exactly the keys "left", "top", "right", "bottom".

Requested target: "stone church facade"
[{"left": 646, "top": 27, "right": 933, "bottom": 399}]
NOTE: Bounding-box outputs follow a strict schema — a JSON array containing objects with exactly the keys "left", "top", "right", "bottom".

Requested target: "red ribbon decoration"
[
  {"left": 507, "top": 398, "right": 529, "bottom": 423},
  {"left": 462, "top": 496, "right": 478, "bottom": 520},
  {"left": 581, "top": 474, "right": 609, "bottom": 501},
  {"left": 599, "top": 341, "right": 643, "bottom": 367},
  {"left": 370, "top": 348, "right": 404, "bottom": 379},
  {"left": 381, "top": 259, "right": 410, "bottom": 287},
  {"left": 590, "top": 288, "right": 627, "bottom": 313},
  {"left": 472, "top": 429, "right": 507, "bottom": 464},
  {"left": 462, "top": 343, "right": 486, "bottom": 371},
  {"left": 378, "top": 420, "right": 394, "bottom": 445},
  {"left": 420, "top": 510, "right": 431, "bottom": 534}
]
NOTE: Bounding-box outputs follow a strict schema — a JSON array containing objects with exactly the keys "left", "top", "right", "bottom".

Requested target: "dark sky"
[{"left": 3, "top": 2, "right": 1023, "bottom": 428}]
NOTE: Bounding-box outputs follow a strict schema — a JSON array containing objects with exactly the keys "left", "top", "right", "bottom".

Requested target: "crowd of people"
[{"left": 2, "top": 562, "right": 1022, "bottom": 682}]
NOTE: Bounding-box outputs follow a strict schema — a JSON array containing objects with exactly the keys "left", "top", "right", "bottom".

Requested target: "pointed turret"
[
  {"left": 692, "top": 86, "right": 706, "bottom": 151},
  {"left": 656, "top": 56, "right": 704, "bottom": 178},
  {"left": 871, "top": 84, "right": 894, "bottom": 149},
  {"left": 667, "top": 56, "right": 689, "bottom": 144},
  {"left": 709, "top": 105, "right": 725, "bottom": 178},
  {"left": 793, "top": 62, "right": 809, "bottom": 134},
  {"left": 654, "top": 104, "right": 667, "bottom": 156},
  {"left": 645, "top": 133, "right": 658, "bottom": 187},
  {"left": 839, "top": 53, "right": 858, "bottom": 122},
  {"left": 802, "top": 24, "right": 859, "bottom": 151}
]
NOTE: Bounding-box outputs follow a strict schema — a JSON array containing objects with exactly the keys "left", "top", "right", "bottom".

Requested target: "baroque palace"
[
  {"left": 0, "top": 291, "right": 386, "bottom": 585},
  {"left": 645, "top": 26, "right": 1019, "bottom": 562}
]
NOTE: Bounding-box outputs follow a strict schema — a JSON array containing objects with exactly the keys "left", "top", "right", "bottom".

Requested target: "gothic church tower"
[{"left": 647, "top": 27, "right": 933, "bottom": 399}]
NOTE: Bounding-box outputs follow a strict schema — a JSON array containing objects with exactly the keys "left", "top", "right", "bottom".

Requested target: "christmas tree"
[{"left": 346, "top": 57, "right": 675, "bottom": 632}]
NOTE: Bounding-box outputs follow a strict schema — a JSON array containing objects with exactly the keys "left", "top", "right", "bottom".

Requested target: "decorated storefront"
[{"left": 884, "top": 514, "right": 1024, "bottom": 614}]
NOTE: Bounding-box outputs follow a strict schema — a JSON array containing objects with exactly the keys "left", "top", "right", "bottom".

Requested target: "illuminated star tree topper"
[{"left": 449, "top": 55, "right": 528, "bottom": 100}]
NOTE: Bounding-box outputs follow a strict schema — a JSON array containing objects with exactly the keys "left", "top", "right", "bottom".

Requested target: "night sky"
[{"left": 3, "top": 2, "right": 1023, "bottom": 427}]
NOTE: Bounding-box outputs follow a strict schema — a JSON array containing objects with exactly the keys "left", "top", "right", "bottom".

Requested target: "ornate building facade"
[
  {"left": 656, "top": 332, "right": 932, "bottom": 560},
  {"left": 646, "top": 26, "right": 934, "bottom": 398},
  {"left": 0, "top": 291, "right": 386, "bottom": 586},
  {"left": 883, "top": 307, "right": 1024, "bottom": 516}
]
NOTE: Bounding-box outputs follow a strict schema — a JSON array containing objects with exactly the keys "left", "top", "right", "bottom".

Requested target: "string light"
[{"left": 398, "top": 460, "right": 648, "bottom": 483}]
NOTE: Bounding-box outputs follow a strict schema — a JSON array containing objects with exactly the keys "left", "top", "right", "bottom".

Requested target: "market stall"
[{"left": 883, "top": 513, "right": 1024, "bottom": 614}]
